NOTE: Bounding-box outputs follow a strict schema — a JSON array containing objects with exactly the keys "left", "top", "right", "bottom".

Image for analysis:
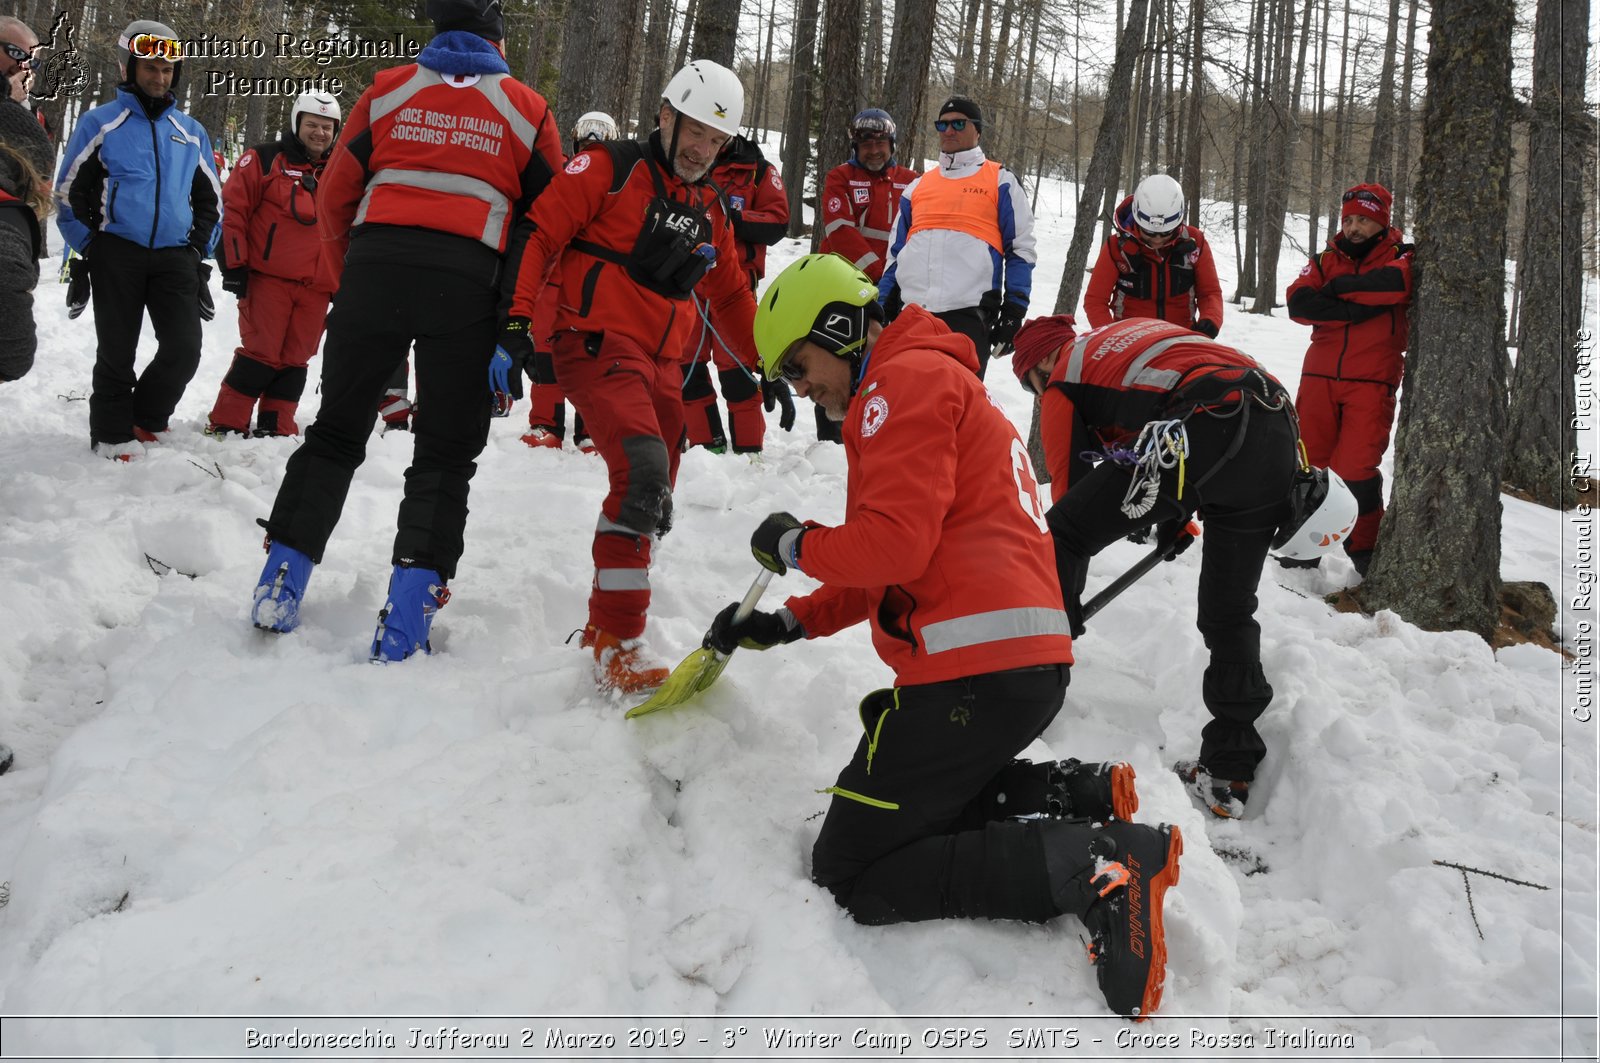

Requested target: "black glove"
[
  {"left": 705, "top": 602, "right": 804, "bottom": 654},
  {"left": 489, "top": 318, "right": 533, "bottom": 415},
  {"left": 751, "top": 511, "right": 805, "bottom": 575},
  {"left": 65, "top": 257, "right": 90, "bottom": 319},
  {"left": 197, "top": 261, "right": 215, "bottom": 322},
  {"left": 762, "top": 378, "right": 796, "bottom": 431},
  {"left": 220, "top": 265, "right": 249, "bottom": 299},
  {"left": 1193, "top": 318, "right": 1219, "bottom": 338},
  {"left": 655, "top": 494, "right": 674, "bottom": 540},
  {"left": 990, "top": 302, "right": 1026, "bottom": 350}
]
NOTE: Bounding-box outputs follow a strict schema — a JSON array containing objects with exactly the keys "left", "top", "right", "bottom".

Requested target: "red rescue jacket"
[
  {"left": 1083, "top": 195, "right": 1224, "bottom": 332},
  {"left": 709, "top": 135, "right": 789, "bottom": 287},
  {"left": 1286, "top": 227, "right": 1412, "bottom": 387},
  {"left": 220, "top": 131, "right": 330, "bottom": 289},
  {"left": 316, "top": 37, "right": 563, "bottom": 289},
  {"left": 1040, "top": 318, "right": 1284, "bottom": 499},
  {"left": 819, "top": 158, "right": 918, "bottom": 282},
  {"left": 785, "top": 305, "right": 1073, "bottom": 685},
  {"left": 511, "top": 133, "right": 757, "bottom": 363}
]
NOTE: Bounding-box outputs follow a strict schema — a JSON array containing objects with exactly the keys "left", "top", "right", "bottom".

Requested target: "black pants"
[
  {"left": 1046, "top": 405, "right": 1297, "bottom": 781},
  {"left": 263, "top": 235, "right": 497, "bottom": 581},
  {"left": 87, "top": 234, "right": 202, "bottom": 444},
  {"left": 811, "top": 664, "right": 1073, "bottom": 925},
  {"left": 933, "top": 306, "right": 994, "bottom": 379}
]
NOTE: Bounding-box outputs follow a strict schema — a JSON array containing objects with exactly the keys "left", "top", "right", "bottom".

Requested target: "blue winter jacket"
[{"left": 55, "top": 87, "right": 221, "bottom": 255}]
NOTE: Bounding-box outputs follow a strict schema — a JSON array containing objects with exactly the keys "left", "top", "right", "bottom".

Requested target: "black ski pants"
[
  {"left": 1046, "top": 404, "right": 1298, "bottom": 781},
  {"left": 933, "top": 305, "right": 994, "bottom": 379},
  {"left": 86, "top": 234, "right": 202, "bottom": 444},
  {"left": 811, "top": 664, "right": 1078, "bottom": 925},
  {"left": 262, "top": 234, "right": 497, "bottom": 581}
]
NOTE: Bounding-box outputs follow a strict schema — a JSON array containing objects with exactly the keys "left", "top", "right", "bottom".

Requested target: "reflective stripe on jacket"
[{"left": 785, "top": 305, "right": 1072, "bottom": 684}]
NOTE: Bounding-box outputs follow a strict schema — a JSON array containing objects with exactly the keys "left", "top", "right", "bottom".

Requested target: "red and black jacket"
[
  {"left": 1286, "top": 227, "right": 1413, "bottom": 388},
  {"left": 221, "top": 131, "right": 330, "bottom": 290},
  {"left": 1083, "top": 195, "right": 1224, "bottom": 332}
]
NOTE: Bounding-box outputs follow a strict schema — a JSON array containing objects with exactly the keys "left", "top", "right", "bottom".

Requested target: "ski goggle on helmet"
[
  {"left": 850, "top": 108, "right": 895, "bottom": 143},
  {"left": 572, "top": 111, "right": 619, "bottom": 146},
  {"left": 754, "top": 253, "right": 882, "bottom": 382},
  {"left": 1132, "top": 173, "right": 1185, "bottom": 242}
]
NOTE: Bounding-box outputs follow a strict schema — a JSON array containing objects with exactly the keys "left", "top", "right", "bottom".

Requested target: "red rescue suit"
[
  {"left": 681, "top": 136, "right": 789, "bottom": 453},
  {"left": 209, "top": 130, "right": 334, "bottom": 436},
  {"left": 820, "top": 158, "right": 918, "bottom": 282},
  {"left": 1083, "top": 196, "right": 1223, "bottom": 334},
  {"left": 786, "top": 305, "right": 1072, "bottom": 685},
  {"left": 510, "top": 132, "right": 760, "bottom": 639},
  {"left": 1286, "top": 228, "right": 1413, "bottom": 552}
]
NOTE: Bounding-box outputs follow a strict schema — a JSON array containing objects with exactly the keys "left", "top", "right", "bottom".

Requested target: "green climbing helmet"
[{"left": 754, "top": 253, "right": 882, "bottom": 381}]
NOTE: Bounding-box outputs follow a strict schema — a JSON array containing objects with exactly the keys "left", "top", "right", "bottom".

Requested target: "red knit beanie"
[
  {"left": 1341, "top": 183, "right": 1392, "bottom": 229},
  {"left": 1011, "top": 314, "right": 1077, "bottom": 388}
]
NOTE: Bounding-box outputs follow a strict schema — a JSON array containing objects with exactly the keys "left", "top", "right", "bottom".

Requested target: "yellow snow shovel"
[{"left": 624, "top": 569, "right": 775, "bottom": 719}]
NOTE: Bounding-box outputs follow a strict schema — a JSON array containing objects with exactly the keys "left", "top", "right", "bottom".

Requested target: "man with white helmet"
[
  {"left": 54, "top": 18, "right": 222, "bottom": 460},
  {"left": 505, "top": 59, "right": 762, "bottom": 695},
  {"left": 1083, "top": 173, "right": 1223, "bottom": 338},
  {"left": 206, "top": 90, "right": 342, "bottom": 438}
]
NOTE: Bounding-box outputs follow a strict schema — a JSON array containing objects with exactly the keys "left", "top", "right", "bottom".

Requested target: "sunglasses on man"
[
  {"left": 934, "top": 119, "right": 972, "bottom": 133},
  {"left": 2, "top": 41, "right": 31, "bottom": 66},
  {"left": 1342, "top": 189, "right": 1383, "bottom": 207},
  {"left": 130, "top": 33, "right": 183, "bottom": 61}
]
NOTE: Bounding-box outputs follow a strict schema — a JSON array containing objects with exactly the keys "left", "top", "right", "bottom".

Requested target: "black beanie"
[
  {"left": 936, "top": 95, "right": 982, "bottom": 128},
  {"left": 426, "top": 0, "right": 504, "bottom": 40}
]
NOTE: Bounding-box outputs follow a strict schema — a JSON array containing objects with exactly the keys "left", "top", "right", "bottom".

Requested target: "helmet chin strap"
[{"left": 664, "top": 109, "right": 684, "bottom": 179}]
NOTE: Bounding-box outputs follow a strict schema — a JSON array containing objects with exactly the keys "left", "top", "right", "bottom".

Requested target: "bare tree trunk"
[
  {"left": 1235, "top": 0, "right": 1269, "bottom": 304},
  {"left": 690, "top": 0, "right": 740, "bottom": 66},
  {"left": 1051, "top": 0, "right": 1149, "bottom": 315},
  {"left": 815, "top": 0, "right": 864, "bottom": 238},
  {"left": 561, "top": 0, "right": 642, "bottom": 125},
  {"left": 673, "top": 0, "right": 701, "bottom": 71},
  {"left": 1360, "top": 0, "right": 1517, "bottom": 639},
  {"left": 1252, "top": 0, "right": 1310, "bottom": 313},
  {"left": 1504, "top": 0, "right": 1590, "bottom": 507},
  {"left": 1390, "top": 0, "right": 1421, "bottom": 230},
  {"left": 955, "top": 0, "right": 981, "bottom": 92},
  {"left": 1330, "top": 0, "right": 1354, "bottom": 212},
  {"left": 864, "top": 0, "right": 885, "bottom": 103},
  {"left": 1181, "top": 0, "right": 1204, "bottom": 214},
  {"left": 636, "top": 0, "right": 672, "bottom": 137},
  {"left": 781, "top": 0, "right": 821, "bottom": 237},
  {"left": 1308, "top": 0, "right": 1331, "bottom": 250},
  {"left": 1364, "top": 0, "right": 1401, "bottom": 185},
  {"left": 884, "top": 0, "right": 937, "bottom": 170}
]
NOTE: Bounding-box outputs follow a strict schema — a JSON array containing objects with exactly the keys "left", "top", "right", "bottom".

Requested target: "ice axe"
[
  {"left": 625, "top": 568, "right": 774, "bottom": 719},
  {"left": 1081, "top": 520, "right": 1200, "bottom": 623}
]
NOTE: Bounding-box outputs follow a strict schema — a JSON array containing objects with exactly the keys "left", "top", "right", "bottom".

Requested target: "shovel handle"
[{"left": 732, "top": 569, "right": 775, "bottom": 624}]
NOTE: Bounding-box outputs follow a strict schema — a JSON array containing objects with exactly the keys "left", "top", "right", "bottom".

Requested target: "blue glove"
[{"left": 490, "top": 318, "right": 532, "bottom": 416}]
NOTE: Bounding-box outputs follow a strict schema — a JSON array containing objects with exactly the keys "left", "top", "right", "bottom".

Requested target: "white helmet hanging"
[
  {"left": 291, "top": 90, "right": 342, "bottom": 134},
  {"left": 572, "top": 111, "right": 619, "bottom": 145},
  {"left": 1271, "top": 467, "right": 1359, "bottom": 560},
  {"left": 661, "top": 60, "right": 744, "bottom": 138},
  {"left": 1132, "top": 173, "right": 1186, "bottom": 235}
]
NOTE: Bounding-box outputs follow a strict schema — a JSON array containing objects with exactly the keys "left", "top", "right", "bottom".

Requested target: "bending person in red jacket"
[
  {"left": 250, "top": 0, "right": 564, "bottom": 661},
  {"left": 208, "top": 91, "right": 340, "bottom": 437},
  {"left": 679, "top": 132, "right": 792, "bottom": 454},
  {"left": 711, "top": 252, "right": 1183, "bottom": 1022},
  {"left": 504, "top": 60, "right": 761, "bottom": 695},
  {"left": 1083, "top": 175, "right": 1222, "bottom": 336},
  {"left": 1013, "top": 316, "right": 1305, "bottom": 820},
  {"left": 1285, "top": 182, "right": 1413, "bottom": 576}
]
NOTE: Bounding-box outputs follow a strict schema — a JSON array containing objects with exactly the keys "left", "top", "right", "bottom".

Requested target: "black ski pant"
[
  {"left": 262, "top": 234, "right": 497, "bottom": 581},
  {"left": 933, "top": 305, "right": 994, "bottom": 379},
  {"left": 1046, "top": 405, "right": 1298, "bottom": 782},
  {"left": 811, "top": 664, "right": 1084, "bottom": 925},
  {"left": 86, "top": 234, "right": 203, "bottom": 444}
]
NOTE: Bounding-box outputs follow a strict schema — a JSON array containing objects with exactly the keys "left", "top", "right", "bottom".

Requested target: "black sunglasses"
[
  {"left": 2, "top": 41, "right": 32, "bottom": 66},
  {"left": 934, "top": 119, "right": 970, "bottom": 133},
  {"left": 778, "top": 354, "right": 806, "bottom": 383},
  {"left": 1343, "top": 189, "right": 1383, "bottom": 206}
]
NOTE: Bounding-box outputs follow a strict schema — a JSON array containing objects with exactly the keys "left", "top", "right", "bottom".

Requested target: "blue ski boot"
[
  {"left": 252, "top": 541, "right": 314, "bottom": 633},
  {"left": 370, "top": 564, "right": 449, "bottom": 662}
]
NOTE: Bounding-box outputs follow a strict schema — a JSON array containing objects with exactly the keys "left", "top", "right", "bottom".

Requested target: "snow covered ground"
[{"left": 0, "top": 163, "right": 1593, "bottom": 1061}]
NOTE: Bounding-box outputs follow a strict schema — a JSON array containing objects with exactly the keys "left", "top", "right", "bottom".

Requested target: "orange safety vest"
[{"left": 905, "top": 160, "right": 1003, "bottom": 253}]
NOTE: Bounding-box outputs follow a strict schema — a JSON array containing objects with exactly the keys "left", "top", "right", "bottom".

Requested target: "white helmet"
[
  {"left": 1272, "top": 467, "right": 1359, "bottom": 560},
  {"left": 291, "top": 90, "right": 341, "bottom": 134},
  {"left": 572, "top": 111, "right": 619, "bottom": 146},
  {"left": 661, "top": 60, "right": 744, "bottom": 138},
  {"left": 117, "top": 19, "right": 180, "bottom": 83},
  {"left": 1132, "top": 173, "right": 1185, "bottom": 234}
]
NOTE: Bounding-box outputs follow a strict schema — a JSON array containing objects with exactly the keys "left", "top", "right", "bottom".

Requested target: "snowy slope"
[{"left": 0, "top": 164, "right": 1593, "bottom": 1061}]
